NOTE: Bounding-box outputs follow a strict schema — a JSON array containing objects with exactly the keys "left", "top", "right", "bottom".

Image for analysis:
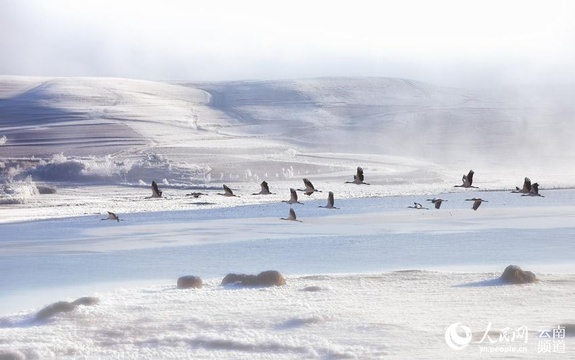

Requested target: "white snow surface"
[{"left": 0, "top": 76, "right": 574, "bottom": 359}]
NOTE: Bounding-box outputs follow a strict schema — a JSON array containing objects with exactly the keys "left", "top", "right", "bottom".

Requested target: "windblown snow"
[{"left": 0, "top": 76, "right": 574, "bottom": 359}]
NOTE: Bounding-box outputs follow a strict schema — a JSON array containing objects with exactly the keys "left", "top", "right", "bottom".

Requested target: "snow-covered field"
[{"left": 0, "top": 76, "right": 574, "bottom": 359}]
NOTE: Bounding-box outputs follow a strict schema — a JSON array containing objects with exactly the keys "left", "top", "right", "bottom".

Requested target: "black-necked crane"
[
  {"left": 512, "top": 177, "right": 532, "bottom": 194},
  {"left": 408, "top": 202, "right": 428, "bottom": 210},
  {"left": 426, "top": 198, "right": 447, "bottom": 209},
  {"left": 282, "top": 188, "right": 303, "bottom": 205},
  {"left": 186, "top": 192, "right": 208, "bottom": 198},
  {"left": 466, "top": 197, "right": 488, "bottom": 210},
  {"left": 319, "top": 191, "right": 339, "bottom": 209},
  {"left": 151, "top": 181, "right": 163, "bottom": 198},
  {"left": 252, "top": 181, "right": 273, "bottom": 195},
  {"left": 280, "top": 208, "right": 302, "bottom": 222},
  {"left": 298, "top": 178, "right": 321, "bottom": 196},
  {"left": 522, "top": 182, "right": 544, "bottom": 197},
  {"left": 101, "top": 211, "right": 120, "bottom": 222},
  {"left": 455, "top": 170, "right": 478, "bottom": 188},
  {"left": 218, "top": 184, "right": 238, "bottom": 197},
  {"left": 345, "top": 167, "right": 370, "bottom": 185}
]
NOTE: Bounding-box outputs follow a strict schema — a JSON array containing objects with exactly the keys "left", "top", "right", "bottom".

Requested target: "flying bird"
[
  {"left": 186, "top": 192, "right": 208, "bottom": 198},
  {"left": 512, "top": 177, "right": 532, "bottom": 193},
  {"left": 345, "top": 167, "right": 370, "bottom": 185},
  {"left": 454, "top": 170, "right": 478, "bottom": 188},
  {"left": 151, "top": 181, "right": 163, "bottom": 198},
  {"left": 218, "top": 184, "right": 238, "bottom": 197},
  {"left": 319, "top": 191, "right": 339, "bottom": 209},
  {"left": 280, "top": 208, "right": 302, "bottom": 222},
  {"left": 282, "top": 188, "right": 303, "bottom": 205},
  {"left": 522, "top": 182, "right": 544, "bottom": 197},
  {"left": 101, "top": 211, "right": 120, "bottom": 222},
  {"left": 298, "top": 178, "right": 322, "bottom": 196},
  {"left": 408, "top": 202, "right": 428, "bottom": 210},
  {"left": 426, "top": 198, "right": 447, "bottom": 209},
  {"left": 252, "top": 181, "right": 273, "bottom": 195},
  {"left": 466, "top": 198, "right": 488, "bottom": 210}
]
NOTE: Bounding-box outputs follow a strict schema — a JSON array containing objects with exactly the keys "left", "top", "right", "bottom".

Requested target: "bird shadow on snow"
[
  {"left": 453, "top": 278, "right": 508, "bottom": 288},
  {"left": 275, "top": 315, "right": 327, "bottom": 330}
]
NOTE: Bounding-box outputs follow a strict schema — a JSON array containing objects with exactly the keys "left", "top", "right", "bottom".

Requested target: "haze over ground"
[
  {"left": 1, "top": 3, "right": 575, "bottom": 358},
  {"left": 2, "top": 0, "right": 575, "bottom": 88}
]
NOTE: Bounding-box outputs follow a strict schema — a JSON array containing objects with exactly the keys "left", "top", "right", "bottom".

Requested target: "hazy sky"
[{"left": 2, "top": 0, "right": 575, "bottom": 87}]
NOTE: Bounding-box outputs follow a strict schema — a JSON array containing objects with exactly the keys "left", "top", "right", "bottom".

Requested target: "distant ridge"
[{"left": 1, "top": 75, "right": 574, "bottom": 187}]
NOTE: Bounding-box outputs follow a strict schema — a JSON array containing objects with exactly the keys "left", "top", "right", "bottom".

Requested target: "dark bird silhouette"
[
  {"left": 455, "top": 170, "right": 478, "bottom": 188},
  {"left": 408, "top": 202, "right": 428, "bottom": 210},
  {"left": 218, "top": 184, "right": 238, "bottom": 197},
  {"left": 186, "top": 192, "right": 208, "bottom": 198},
  {"left": 512, "top": 177, "right": 532, "bottom": 193},
  {"left": 522, "top": 182, "right": 544, "bottom": 197},
  {"left": 280, "top": 208, "right": 302, "bottom": 222},
  {"left": 466, "top": 197, "right": 488, "bottom": 210},
  {"left": 319, "top": 191, "right": 339, "bottom": 209},
  {"left": 298, "top": 178, "right": 322, "bottom": 196},
  {"left": 151, "top": 181, "right": 163, "bottom": 198},
  {"left": 252, "top": 181, "right": 273, "bottom": 195},
  {"left": 282, "top": 188, "right": 303, "bottom": 205},
  {"left": 426, "top": 198, "right": 447, "bottom": 209},
  {"left": 345, "top": 167, "right": 370, "bottom": 185},
  {"left": 101, "top": 211, "right": 120, "bottom": 222}
]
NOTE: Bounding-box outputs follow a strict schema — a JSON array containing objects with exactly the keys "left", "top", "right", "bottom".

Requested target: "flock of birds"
[
  {"left": 409, "top": 171, "right": 543, "bottom": 213},
  {"left": 102, "top": 168, "right": 544, "bottom": 223}
]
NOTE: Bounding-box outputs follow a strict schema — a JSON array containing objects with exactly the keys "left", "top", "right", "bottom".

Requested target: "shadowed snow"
[{"left": 1, "top": 76, "right": 574, "bottom": 359}]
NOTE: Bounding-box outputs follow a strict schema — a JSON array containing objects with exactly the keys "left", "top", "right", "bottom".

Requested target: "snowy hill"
[
  {"left": 1, "top": 76, "right": 574, "bottom": 358},
  {"left": 193, "top": 77, "right": 575, "bottom": 168},
  {"left": 1, "top": 76, "right": 574, "bottom": 190}
]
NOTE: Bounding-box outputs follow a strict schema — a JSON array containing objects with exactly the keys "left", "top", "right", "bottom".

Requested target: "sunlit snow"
[{"left": 0, "top": 76, "right": 574, "bottom": 359}]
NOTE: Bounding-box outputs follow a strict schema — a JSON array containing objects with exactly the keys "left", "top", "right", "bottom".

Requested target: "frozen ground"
[
  {"left": 0, "top": 76, "right": 574, "bottom": 358},
  {"left": 1, "top": 189, "right": 574, "bottom": 359}
]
